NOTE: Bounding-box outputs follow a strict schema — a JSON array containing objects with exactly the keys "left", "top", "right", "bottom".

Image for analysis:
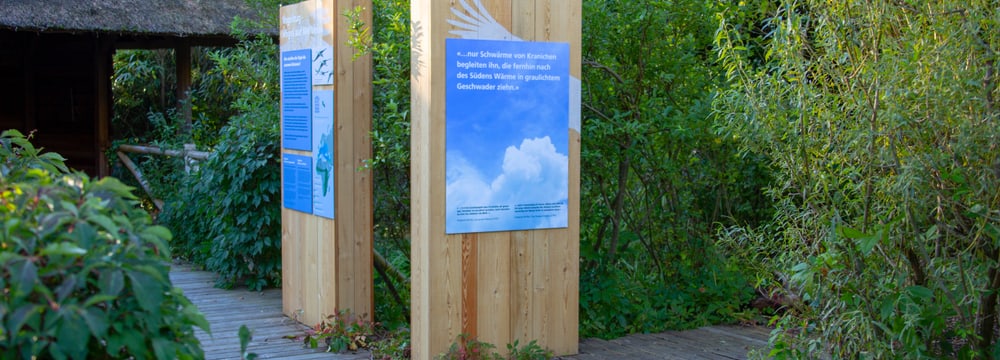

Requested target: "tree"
[
  {"left": 577, "top": 0, "right": 771, "bottom": 337},
  {"left": 715, "top": 0, "right": 999, "bottom": 357}
]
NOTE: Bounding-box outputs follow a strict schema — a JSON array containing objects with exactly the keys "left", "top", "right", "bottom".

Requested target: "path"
[
  {"left": 169, "top": 264, "right": 369, "bottom": 360},
  {"left": 561, "top": 325, "right": 770, "bottom": 359},
  {"left": 171, "top": 264, "right": 770, "bottom": 359}
]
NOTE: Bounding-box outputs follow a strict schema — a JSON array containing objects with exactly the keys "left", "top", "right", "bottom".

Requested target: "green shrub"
[
  {"left": 715, "top": 0, "right": 1000, "bottom": 357},
  {"left": 158, "top": 34, "right": 282, "bottom": 291},
  {"left": 0, "top": 130, "right": 208, "bottom": 360}
]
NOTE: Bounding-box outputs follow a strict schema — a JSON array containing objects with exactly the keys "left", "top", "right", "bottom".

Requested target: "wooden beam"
[
  {"left": 117, "top": 143, "right": 210, "bottom": 160},
  {"left": 175, "top": 39, "right": 193, "bottom": 131},
  {"left": 116, "top": 151, "right": 164, "bottom": 210},
  {"left": 96, "top": 36, "right": 113, "bottom": 177}
]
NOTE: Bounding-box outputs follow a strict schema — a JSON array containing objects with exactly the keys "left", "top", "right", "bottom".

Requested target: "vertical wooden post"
[
  {"left": 175, "top": 39, "right": 192, "bottom": 131},
  {"left": 410, "top": 0, "right": 581, "bottom": 358},
  {"left": 279, "top": 0, "right": 373, "bottom": 327},
  {"left": 96, "top": 37, "right": 113, "bottom": 177}
]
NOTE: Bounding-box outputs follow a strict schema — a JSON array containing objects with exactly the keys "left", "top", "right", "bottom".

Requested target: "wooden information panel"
[
  {"left": 410, "top": 0, "right": 581, "bottom": 358},
  {"left": 279, "top": 0, "right": 373, "bottom": 326}
]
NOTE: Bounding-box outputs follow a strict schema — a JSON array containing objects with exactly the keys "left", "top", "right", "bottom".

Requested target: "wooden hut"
[{"left": 0, "top": 0, "right": 267, "bottom": 176}]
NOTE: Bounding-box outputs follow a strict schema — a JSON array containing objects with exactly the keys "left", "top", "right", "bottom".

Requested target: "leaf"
[
  {"left": 905, "top": 286, "right": 933, "bottom": 301},
  {"left": 54, "top": 274, "right": 78, "bottom": 301},
  {"left": 181, "top": 301, "right": 211, "bottom": 333},
  {"left": 855, "top": 234, "right": 878, "bottom": 256},
  {"left": 126, "top": 270, "right": 164, "bottom": 312},
  {"left": 141, "top": 225, "right": 173, "bottom": 242},
  {"left": 91, "top": 177, "right": 137, "bottom": 200},
  {"left": 82, "top": 294, "right": 117, "bottom": 308},
  {"left": 87, "top": 214, "right": 119, "bottom": 235},
  {"left": 152, "top": 337, "right": 174, "bottom": 360},
  {"left": 41, "top": 242, "right": 87, "bottom": 257},
  {"left": 56, "top": 309, "right": 90, "bottom": 360},
  {"left": 99, "top": 269, "right": 125, "bottom": 296},
  {"left": 82, "top": 307, "right": 109, "bottom": 337},
  {"left": 6, "top": 304, "right": 40, "bottom": 333},
  {"left": 837, "top": 225, "right": 868, "bottom": 239},
  {"left": 13, "top": 259, "right": 38, "bottom": 297}
]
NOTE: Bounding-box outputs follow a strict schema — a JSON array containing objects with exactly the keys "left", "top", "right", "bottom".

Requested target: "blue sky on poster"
[{"left": 445, "top": 39, "right": 569, "bottom": 232}]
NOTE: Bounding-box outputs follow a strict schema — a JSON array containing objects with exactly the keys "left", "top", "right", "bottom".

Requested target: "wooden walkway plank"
[
  {"left": 562, "top": 325, "right": 770, "bottom": 360},
  {"left": 171, "top": 264, "right": 770, "bottom": 359},
  {"left": 169, "top": 264, "right": 369, "bottom": 360}
]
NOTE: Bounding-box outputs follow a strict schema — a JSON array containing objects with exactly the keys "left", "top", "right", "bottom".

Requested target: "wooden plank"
[
  {"left": 335, "top": 0, "right": 374, "bottom": 321},
  {"left": 461, "top": 233, "right": 479, "bottom": 338},
  {"left": 410, "top": 0, "right": 453, "bottom": 358},
  {"left": 349, "top": 0, "right": 375, "bottom": 320},
  {"left": 170, "top": 265, "right": 369, "bottom": 360},
  {"left": 476, "top": 231, "right": 512, "bottom": 349},
  {"left": 558, "top": 326, "right": 771, "bottom": 360},
  {"left": 546, "top": 0, "right": 581, "bottom": 354}
]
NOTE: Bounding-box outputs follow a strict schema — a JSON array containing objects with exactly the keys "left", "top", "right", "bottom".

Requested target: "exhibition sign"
[
  {"left": 445, "top": 39, "right": 570, "bottom": 234},
  {"left": 279, "top": 0, "right": 373, "bottom": 327}
]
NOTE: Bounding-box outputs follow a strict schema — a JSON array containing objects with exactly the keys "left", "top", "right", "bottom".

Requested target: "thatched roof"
[{"left": 0, "top": 0, "right": 270, "bottom": 37}]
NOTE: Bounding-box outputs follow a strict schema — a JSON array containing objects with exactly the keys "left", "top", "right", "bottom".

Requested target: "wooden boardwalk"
[
  {"left": 169, "top": 264, "right": 369, "bottom": 360},
  {"left": 560, "top": 326, "right": 770, "bottom": 359},
  {"left": 171, "top": 264, "right": 769, "bottom": 359}
]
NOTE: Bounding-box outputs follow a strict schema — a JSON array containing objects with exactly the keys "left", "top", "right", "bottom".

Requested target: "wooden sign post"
[
  {"left": 410, "top": 0, "right": 581, "bottom": 358},
  {"left": 279, "top": 0, "right": 373, "bottom": 326}
]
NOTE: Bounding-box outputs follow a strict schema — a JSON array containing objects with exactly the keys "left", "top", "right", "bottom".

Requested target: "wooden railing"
[{"left": 116, "top": 144, "right": 209, "bottom": 211}]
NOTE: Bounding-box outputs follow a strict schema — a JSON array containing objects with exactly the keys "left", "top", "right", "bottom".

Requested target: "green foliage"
[
  {"left": 239, "top": 325, "right": 259, "bottom": 360},
  {"left": 362, "top": 0, "right": 414, "bottom": 327},
  {"left": 373, "top": 243, "right": 411, "bottom": 328},
  {"left": 112, "top": 49, "right": 177, "bottom": 141},
  {"left": 505, "top": 339, "right": 553, "bottom": 360},
  {"left": 112, "top": 48, "right": 238, "bottom": 146},
  {"left": 369, "top": 0, "right": 412, "bottom": 248},
  {"left": 369, "top": 327, "right": 411, "bottom": 360},
  {"left": 580, "top": 244, "right": 752, "bottom": 337},
  {"left": 303, "top": 309, "right": 376, "bottom": 353},
  {"left": 0, "top": 130, "right": 207, "bottom": 360},
  {"left": 436, "top": 335, "right": 553, "bottom": 360},
  {"left": 303, "top": 309, "right": 412, "bottom": 359},
  {"left": 158, "top": 34, "right": 282, "bottom": 291},
  {"left": 578, "top": 0, "right": 771, "bottom": 337},
  {"left": 715, "top": 0, "right": 1000, "bottom": 357},
  {"left": 437, "top": 335, "right": 501, "bottom": 360}
]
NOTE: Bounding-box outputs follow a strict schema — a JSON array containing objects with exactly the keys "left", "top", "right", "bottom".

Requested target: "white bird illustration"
[
  {"left": 447, "top": 0, "right": 521, "bottom": 41},
  {"left": 446, "top": 0, "right": 582, "bottom": 133}
]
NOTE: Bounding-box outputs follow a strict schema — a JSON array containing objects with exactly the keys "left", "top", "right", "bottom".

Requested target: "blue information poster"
[
  {"left": 282, "top": 153, "right": 313, "bottom": 214},
  {"left": 281, "top": 49, "right": 312, "bottom": 151},
  {"left": 445, "top": 39, "right": 570, "bottom": 234},
  {"left": 312, "top": 90, "right": 335, "bottom": 219}
]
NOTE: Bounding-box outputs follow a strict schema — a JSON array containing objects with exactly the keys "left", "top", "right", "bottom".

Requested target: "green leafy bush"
[
  {"left": 158, "top": 34, "right": 282, "bottom": 291},
  {"left": 0, "top": 130, "right": 208, "bottom": 359},
  {"left": 715, "top": 0, "right": 1000, "bottom": 357},
  {"left": 577, "top": 0, "right": 770, "bottom": 337},
  {"left": 436, "top": 335, "right": 553, "bottom": 360}
]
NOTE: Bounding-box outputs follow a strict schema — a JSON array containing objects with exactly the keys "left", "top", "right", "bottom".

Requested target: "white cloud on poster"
[
  {"left": 490, "top": 136, "right": 568, "bottom": 204},
  {"left": 446, "top": 136, "right": 568, "bottom": 227},
  {"left": 445, "top": 152, "right": 494, "bottom": 207}
]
